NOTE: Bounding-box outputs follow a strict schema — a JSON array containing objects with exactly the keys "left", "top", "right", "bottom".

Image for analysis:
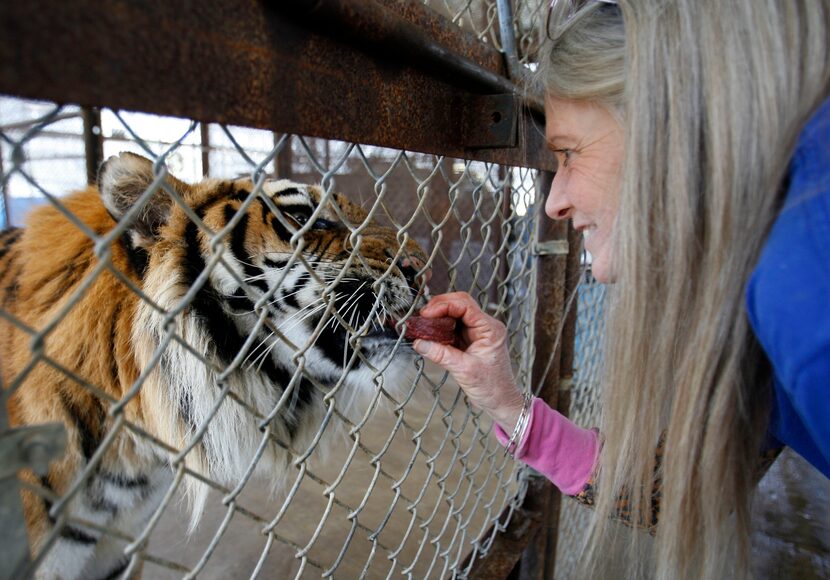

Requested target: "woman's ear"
[{"left": 97, "top": 152, "right": 190, "bottom": 244}]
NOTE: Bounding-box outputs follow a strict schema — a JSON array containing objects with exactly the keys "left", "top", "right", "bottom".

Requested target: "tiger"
[{"left": 0, "top": 152, "right": 429, "bottom": 580}]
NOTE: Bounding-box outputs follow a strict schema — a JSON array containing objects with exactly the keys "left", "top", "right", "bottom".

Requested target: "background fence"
[{"left": 0, "top": 1, "right": 579, "bottom": 578}]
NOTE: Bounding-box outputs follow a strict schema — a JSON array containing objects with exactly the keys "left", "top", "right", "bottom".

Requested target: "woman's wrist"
[{"left": 489, "top": 387, "right": 527, "bottom": 433}]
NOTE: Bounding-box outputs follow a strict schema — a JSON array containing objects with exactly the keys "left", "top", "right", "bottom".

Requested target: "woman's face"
[{"left": 545, "top": 96, "right": 623, "bottom": 283}]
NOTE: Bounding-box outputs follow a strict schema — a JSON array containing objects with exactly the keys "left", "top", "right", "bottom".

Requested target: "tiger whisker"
[
  {"left": 249, "top": 298, "right": 328, "bottom": 371},
  {"left": 267, "top": 284, "right": 315, "bottom": 307},
  {"left": 331, "top": 282, "right": 367, "bottom": 333},
  {"left": 276, "top": 297, "right": 327, "bottom": 332},
  {"left": 279, "top": 299, "right": 333, "bottom": 337},
  {"left": 243, "top": 330, "right": 276, "bottom": 368}
]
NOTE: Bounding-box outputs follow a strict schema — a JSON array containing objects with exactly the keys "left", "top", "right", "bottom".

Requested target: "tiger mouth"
[
  {"left": 358, "top": 314, "right": 412, "bottom": 343},
  {"left": 361, "top": 326, "right": 402, "bottom": 342}
]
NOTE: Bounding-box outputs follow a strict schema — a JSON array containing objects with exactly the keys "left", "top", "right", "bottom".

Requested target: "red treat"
[{"left": 402, "top": 315, "right": 458, "bottom": 344}]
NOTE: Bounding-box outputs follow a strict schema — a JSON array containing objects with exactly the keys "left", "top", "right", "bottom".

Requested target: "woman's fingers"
[
  {"left": 412, "top": 339, "right": 465, "bottom": 370},
  {"left": 420, "top": 292, "right": 501, "bottom": 344},
  {"left": 414, "top": 293, "right": 521, "bottom": 429},
  {"left": 419, "top": 292, "right": 480, "bottom": 321}
]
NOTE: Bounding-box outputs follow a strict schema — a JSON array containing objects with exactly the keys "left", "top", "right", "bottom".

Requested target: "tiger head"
[{"left": 98, "top": 152, "right": 429, "bottom": 507}]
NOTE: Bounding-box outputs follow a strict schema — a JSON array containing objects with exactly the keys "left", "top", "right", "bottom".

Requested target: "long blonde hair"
[{"left": 540, "top": 1, "right": 830, "bottom": 578}]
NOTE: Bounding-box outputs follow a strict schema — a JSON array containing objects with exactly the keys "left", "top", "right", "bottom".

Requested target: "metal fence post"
[
  {"left": 82, "top": 106, "right": 103, "bottom": 185},
  {"left": 0, "top": 147, "right": 7, "bottom": 228},
  {"left": 515, "top": 170, "right": 580, "bottom": 579}
]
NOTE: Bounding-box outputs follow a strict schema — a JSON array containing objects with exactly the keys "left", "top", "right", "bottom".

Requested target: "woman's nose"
[{"left": 545, "top": 172, "right": 572, "bottom": 220}]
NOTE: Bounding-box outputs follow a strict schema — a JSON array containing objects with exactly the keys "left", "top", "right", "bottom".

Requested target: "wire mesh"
[
  {"left": 421, "top": 0, "right": 546, "bottom": 66},
  {"left": 0, "top": 96, "right": 542, "bottom": 579}
]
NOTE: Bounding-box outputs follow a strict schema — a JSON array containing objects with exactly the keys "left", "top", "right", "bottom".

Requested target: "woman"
[{"left": 413, "top": 1, "right": 830, "bottom": 578}]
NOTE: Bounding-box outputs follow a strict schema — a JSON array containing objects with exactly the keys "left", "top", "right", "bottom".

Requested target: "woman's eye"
[{"left": 553, "top": 148, "right": 574, "bottom": 168}]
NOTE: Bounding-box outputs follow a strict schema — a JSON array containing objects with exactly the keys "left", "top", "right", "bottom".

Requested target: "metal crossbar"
[{"left": 0, "top": 97, "right": 542, "bottom": 578}]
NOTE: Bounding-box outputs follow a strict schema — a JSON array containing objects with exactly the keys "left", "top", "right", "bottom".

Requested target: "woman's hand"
[{"left": 411, "top": 292, "right": 525, "bottom": 432}]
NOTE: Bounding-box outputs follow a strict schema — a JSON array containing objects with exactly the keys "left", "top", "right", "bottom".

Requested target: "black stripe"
[
  {"left": 175, "top": 226, "right": 205, "bottom": 432},
  {"left": 276, "top": 203, "right": 313, "bottom": 216},
  {"left": 183, "top": 221, "right": 250, "bottom": 367},
  {"left": 99, "top": 470, "right": 149, "bottom": 489},
  {"left": 273, "top": 187, "right": 301, "bottom": 198},
  {"left": 119, "top": 232, "right": 149, "bottom": 278},
  {"left": 40, "top": 473, "right": 57, "bottom": 523},
  {"left": 225, "top": 204, "right": 268, "bottom": 292},
  {"left": 60, "top": 390, "right": 106, "bottom": 462},
  {"left": 182, "top": 222, "right": 313, "bottom": 440},
  {"left": 316, "top": 235, "right": 338, "bottom": 260},
  {"left": 0, "top": 227, "right": 21, "bottom": 242},
  {"left": 182, "top": 220, "right": 206, "bottom": 294},
  {"left": 260, "top": 198, "right": 271, "bottom": 226},
  {"left": 263, "top": 258, "right": 288, "bottom": 269},
  {"left": 313, "top": 327, "right": 356, "bottom": 368},
  {"left": 59, "top": 525, "right": 98, "bottom": 545},
  {"left": 173, "top": 360, "right": 195, "bottom": 431},
  {"left": 87, "top": 487, "right": 119, "bottom": 517},
  {"left": 268, "top": 212, "right": 292, "bottom": 241},
  {"left": 0, "top": 228, "right": 21, "bottom": 261},
  {"left": 37, "top": 245, "right": 91, "bottom": 313},
  {"left": 311, "top": 281, "right": 376, "bottom": 368},
  {"left": 227, "top": 287, "right": 256, "bottom": 313},
  {"left": 0, "top": 248, "right": 18, "bottom": 288},
  {"left": 3, "top": 265, "right": 21, "bottom": 304},
  {"left": 192, "top": 183, "right": 246, "bottom": 218},
  {"left": 305, "top": 234, "right": 322, "bottom": 256},
  {"left": 108, "top": 304, "right": 122, "bottom": 388},
  {"left": 283, "top": 272, "right": 309, "bottom": 310},
  {"left": 98, "top": 558, "right": 129, "bottom": 580}
]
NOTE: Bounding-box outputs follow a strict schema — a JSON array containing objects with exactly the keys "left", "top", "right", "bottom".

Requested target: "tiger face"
[
  {"left": 102, "top": 152, "right": 430, "bottom": 500},
  {"left": 1, "top": 152, "right": 429, "bottom": 579}
]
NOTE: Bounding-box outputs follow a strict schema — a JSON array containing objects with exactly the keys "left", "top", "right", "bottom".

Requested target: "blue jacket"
[{"left": 747, "top": 97, "right": 830, "bottom": 478}]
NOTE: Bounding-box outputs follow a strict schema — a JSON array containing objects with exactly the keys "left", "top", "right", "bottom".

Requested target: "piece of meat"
[{"left": 402, "top": 315, "right": 458, "bottom": 345}]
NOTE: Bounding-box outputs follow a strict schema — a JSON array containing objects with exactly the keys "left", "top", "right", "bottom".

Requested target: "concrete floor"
[{"left": 751, "top": 448, "right": 830, "bottom": 579}]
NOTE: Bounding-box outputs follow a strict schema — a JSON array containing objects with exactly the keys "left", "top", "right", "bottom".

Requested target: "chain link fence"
[
  {"left": 0, "top": 96, "right": 544, "bottom": 578},
  {"left": 422, "top": 0, "right": 547, "bottom": 65}
]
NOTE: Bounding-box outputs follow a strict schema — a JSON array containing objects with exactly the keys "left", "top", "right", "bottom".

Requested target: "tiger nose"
[{"left": 399, "top": 257, "right": 432, "bottom": 287}]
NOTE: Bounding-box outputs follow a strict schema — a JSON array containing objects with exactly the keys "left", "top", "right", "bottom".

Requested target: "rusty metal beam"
[
  {"left": 277, "top": 0, "right": 520, "bottom": 97},
  {"left": 0, "top": 0, "right": 553, "bottom": 171}
]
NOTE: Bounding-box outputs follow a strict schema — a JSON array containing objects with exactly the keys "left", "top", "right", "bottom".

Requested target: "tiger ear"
[{"left": 97, "top": 152, "right": 189, "bottom": 243}]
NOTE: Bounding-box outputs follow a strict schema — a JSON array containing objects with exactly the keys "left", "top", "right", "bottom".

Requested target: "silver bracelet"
[{"left": 504, "top": 392, "right": 534, "bottom": 457}]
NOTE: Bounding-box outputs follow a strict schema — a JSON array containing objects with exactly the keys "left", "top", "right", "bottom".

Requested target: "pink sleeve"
[{"left": 494, "top": 397, "right": 600, "bottom": 495}]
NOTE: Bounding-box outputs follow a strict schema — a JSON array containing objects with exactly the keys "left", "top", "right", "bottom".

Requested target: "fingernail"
[{"left": 412, "top": 339, "right": 431, "bottom": 356}]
